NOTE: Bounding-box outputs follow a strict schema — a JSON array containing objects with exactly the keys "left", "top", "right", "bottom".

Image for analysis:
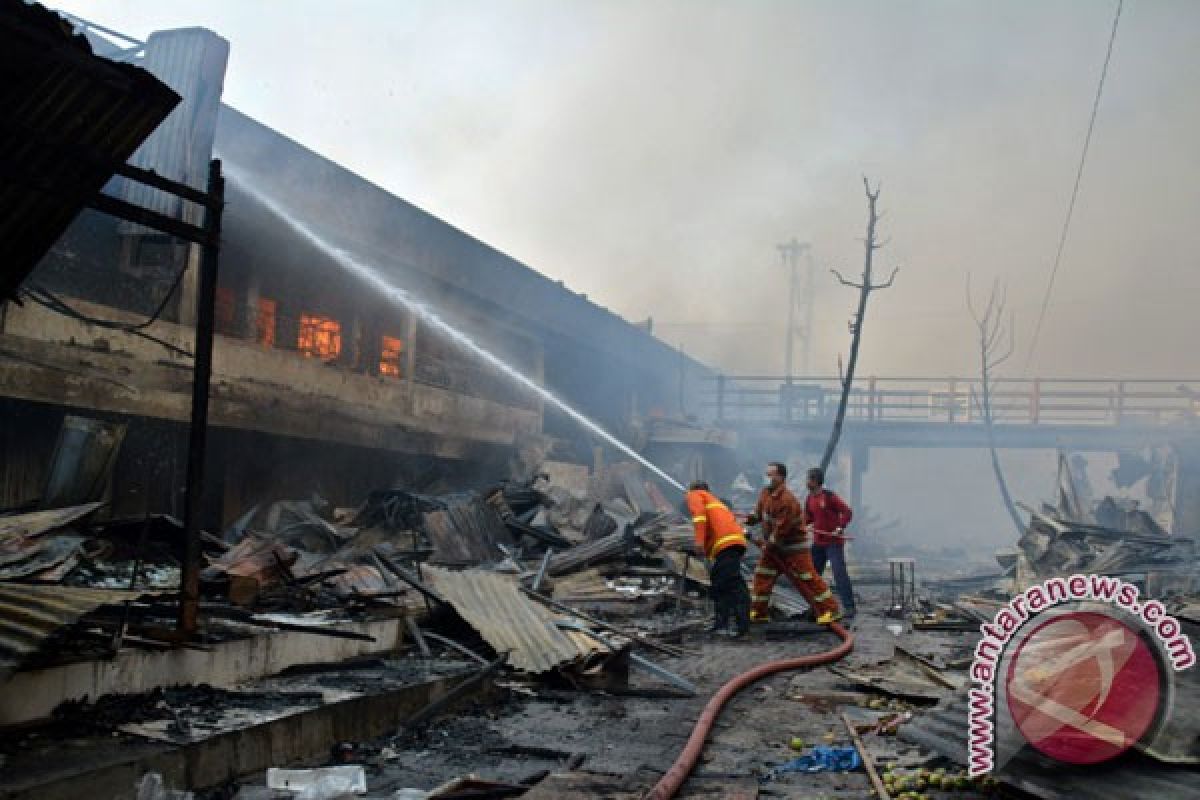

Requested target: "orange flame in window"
[
  {"left": 380, "top": 335, "right": 403, "bottom": 377},
  {"left": 298, "top": 314, "right": 341, "bottom": 360}
]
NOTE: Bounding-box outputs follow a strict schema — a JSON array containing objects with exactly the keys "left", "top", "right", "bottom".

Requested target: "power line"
[{"left": 1025, "top": 0, "right": 1124, "bottom": 368}]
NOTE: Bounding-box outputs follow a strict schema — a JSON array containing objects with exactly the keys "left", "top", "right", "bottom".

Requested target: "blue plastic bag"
[{"left": 761, "top": 746, "right": 862, "bottom": 782}]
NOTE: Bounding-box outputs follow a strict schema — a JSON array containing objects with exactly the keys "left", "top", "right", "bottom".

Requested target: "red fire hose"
[{"left": 643, "top": 548, "right": 856, "bottom": 800}]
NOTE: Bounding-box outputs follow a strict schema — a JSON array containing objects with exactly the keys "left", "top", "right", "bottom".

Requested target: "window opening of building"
[
  {"left": 297, "top": 313, "right": 341, "bottom": 361},
  {"left": 379, "top": 334, "right": 403, "bottom": 377},
  {"left": 255, "top": 297, "right": 277, "bottom": 348}
]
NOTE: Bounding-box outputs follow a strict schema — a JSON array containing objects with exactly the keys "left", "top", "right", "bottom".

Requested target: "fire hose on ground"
[{"left": 643, "top": 546, "right": 856, "bottom": 800}]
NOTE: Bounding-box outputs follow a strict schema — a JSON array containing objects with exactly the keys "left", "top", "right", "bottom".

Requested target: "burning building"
[{"left": 0, "top": 20, "right": 713, "bottom": 527}]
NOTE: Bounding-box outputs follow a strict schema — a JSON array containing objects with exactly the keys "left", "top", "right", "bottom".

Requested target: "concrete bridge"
[{"left": 700, "top": 375, "right": 1200, "bottom": 511}]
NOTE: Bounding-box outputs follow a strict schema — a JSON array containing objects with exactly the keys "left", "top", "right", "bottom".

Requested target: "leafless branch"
[
  {"left": 862, "top": 175, "right": 880, "bottom": 199},
  {"left": 869, "top": 267, "right": 900, "bottom": 290},
  {"left": 831, "top": 268, "right": 863, "bottom": 289}
]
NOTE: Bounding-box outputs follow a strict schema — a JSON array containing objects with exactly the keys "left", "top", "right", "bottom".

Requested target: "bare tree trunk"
[
  {"left": 969, "top": 277, "right": 1024, "bottom": 535},
  {"left": 981, "top": 348, "right": 1024, "bottom": 534},
  {"left": 820, "top": 178, "right": 897, "bottom": 472}
]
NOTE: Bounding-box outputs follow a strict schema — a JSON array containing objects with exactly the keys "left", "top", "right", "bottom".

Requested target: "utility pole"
[
  {"left": 801, "top": 246, "right": 817, "bottom": 376},
  {"left": 777, "top": 238, "right": 810, "bottom": 383}
]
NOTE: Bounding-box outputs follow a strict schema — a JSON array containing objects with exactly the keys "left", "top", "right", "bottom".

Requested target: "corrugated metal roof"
[
  {"left": 0, "top": 583, "right": 155, "bottom": 683},
  {"left": 900, "top": 691, "right": 1200, "bottom": 799},
  {"left": 0, "top": 0, "right": 180, "bottom": 301},
  {"left": 423, "top": 499, "right": 506, "bottom": 566},
  {"left": 423, "top": 567, "right": 611, "bottom": 674},
  {"left": 547, "top": 530, "right": 631, "bottom": 577}
]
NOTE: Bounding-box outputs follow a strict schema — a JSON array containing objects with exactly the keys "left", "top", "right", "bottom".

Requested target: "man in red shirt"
[{"left": 805, "top": 467, "right": 856, "bottom": 618}]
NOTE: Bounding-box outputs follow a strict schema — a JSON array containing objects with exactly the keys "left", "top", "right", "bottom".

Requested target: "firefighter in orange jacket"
[
  {"left": 686, "top": 481, "right": 751, "bottom": 636},
  {"left": 744, "top": 462, "right": 841, "bottom": 625}
]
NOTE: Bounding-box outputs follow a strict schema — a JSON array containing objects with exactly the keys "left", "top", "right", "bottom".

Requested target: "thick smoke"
[{"left": 55, "top": 0, "right": 1200, "bottom": 379}]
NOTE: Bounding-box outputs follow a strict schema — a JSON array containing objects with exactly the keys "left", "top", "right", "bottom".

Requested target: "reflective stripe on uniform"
[
  {"left": 707, "top": 533, "right": 745, "bottom": 558},
  {"left": 692, "top": 515, "right": 707, "bottom": 523},
  {"left": 797, "top": 572, "right": 813, "bottom": 580},
  {"left": 754, "top": 567, "right": 778, "bottom": 577},
  {"left": 704, "top": 502, "right": 724, "bottom": 510},
  {"left": 813, "top": 590, "right": 833, "bottom": 602},
  {"left": 751, "top": 594, "right": 771, "bottom": 602}
]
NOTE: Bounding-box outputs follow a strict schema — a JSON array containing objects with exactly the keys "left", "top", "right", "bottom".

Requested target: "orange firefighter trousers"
[{"left": 750, "top": 546, "right": 840, "bottom": 620}]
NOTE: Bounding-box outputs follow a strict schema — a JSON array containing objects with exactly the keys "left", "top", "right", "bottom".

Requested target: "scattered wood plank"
[{"left": 842, "top": 711, "right": 891, "bottom": 800}]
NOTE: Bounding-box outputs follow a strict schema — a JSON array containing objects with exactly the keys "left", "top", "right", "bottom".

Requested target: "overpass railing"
[{"left": 704, "top": 376, "right": 1200, "bottom": 427}]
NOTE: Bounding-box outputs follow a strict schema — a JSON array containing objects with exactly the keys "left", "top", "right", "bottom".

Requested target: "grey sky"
[{"left": 52, "top": 0, "right": 1200, "bottom": 379}]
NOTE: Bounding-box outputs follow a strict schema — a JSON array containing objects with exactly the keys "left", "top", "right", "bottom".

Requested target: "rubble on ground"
[{"left": 6, "top": 456, "right": 1200, "bottom": 799}]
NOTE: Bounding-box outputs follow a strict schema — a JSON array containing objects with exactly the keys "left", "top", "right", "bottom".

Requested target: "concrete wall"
[
  {"left": 0, "top": 296, "right": 540, "bottom": 457},
  {"left": 0, "top": 617, "right": 407, "bottom": 727}
]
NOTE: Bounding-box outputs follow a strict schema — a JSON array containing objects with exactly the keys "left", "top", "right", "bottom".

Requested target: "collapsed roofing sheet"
[
  {"left": 423, "top": 566, "right": 612, "bottom": 674},
  {"left": 547, "top": 530, "right": 632, "bottom": 577},
  {"left": 423, "top": 499, "right": 506, "bottom": 565},
  {"left": 899, "top": 693, "right": 1200, "bottom": 800},
  {"left": 0, "top": 502, "right": 105, "bottom": 581},
  {"left": 0, "top": 502, "right": 103, "bottom": 541},
  {"left": 0, "top": 583, "right": 155, "bottom": 683},
  {"left": 0, "top": 0, "right": 181, "bottom": 300}
]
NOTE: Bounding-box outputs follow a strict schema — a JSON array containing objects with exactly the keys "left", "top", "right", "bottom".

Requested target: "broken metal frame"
[
  {"left": 51, "top": 157, "right": 226, "bottom": 634},
  {"left": 555, "top": 620, "right": 697, "bottom": 696}
]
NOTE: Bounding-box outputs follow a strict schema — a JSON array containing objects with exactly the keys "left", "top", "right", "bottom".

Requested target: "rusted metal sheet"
[
  {"left": 0, "top": 583, "right": 154, "bottom": 683},
  {"left": 0, "top": 534, "right": 85, "bottom": 580},
  {"left": 202, "top": 533, "right": 297, "bottom": 584},
  {"left": 423, "top": 498, "right": 506, "bottom": 565},
  {"left": 900, "top": 690, "right": 1200, "bottom": 799},
  {"left": 423, "top": 567, "right": 610, "bottom": 674},
  {"left": 0, "top": 0, "right": 180, "bottom": 300},
  {"left": 547, "top": 530, "right": 631, "bottom": 577}
]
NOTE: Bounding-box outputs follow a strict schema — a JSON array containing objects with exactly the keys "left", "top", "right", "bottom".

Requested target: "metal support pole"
[
  {"left": 532, "top": 547, "right": 553, "bottom": 592},
  {"left": 179, "top": 159, "right": 224, "bottom": 635}
]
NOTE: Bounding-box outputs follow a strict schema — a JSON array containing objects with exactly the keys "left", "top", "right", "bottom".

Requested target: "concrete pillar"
[{"left": 1171, "top": 443, "right": 1200, "bottom": 534}]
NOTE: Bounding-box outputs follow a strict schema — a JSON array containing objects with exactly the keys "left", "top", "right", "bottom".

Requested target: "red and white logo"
[{"left": 1005, "top": 611, "right": 1162, "bottom": 765}]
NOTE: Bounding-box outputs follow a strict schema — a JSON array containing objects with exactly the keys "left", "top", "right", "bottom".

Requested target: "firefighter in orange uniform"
[
  {"left": 686, "top": 481, "right": 751, "bottom": 636},
  {"left": 745, "top": 462, "right": 841, "bottom": 625}
]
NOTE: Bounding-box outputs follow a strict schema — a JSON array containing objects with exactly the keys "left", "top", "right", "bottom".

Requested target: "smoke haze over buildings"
[{"left": 53, "top": 0, "right": 1200, "bottom": 380}]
